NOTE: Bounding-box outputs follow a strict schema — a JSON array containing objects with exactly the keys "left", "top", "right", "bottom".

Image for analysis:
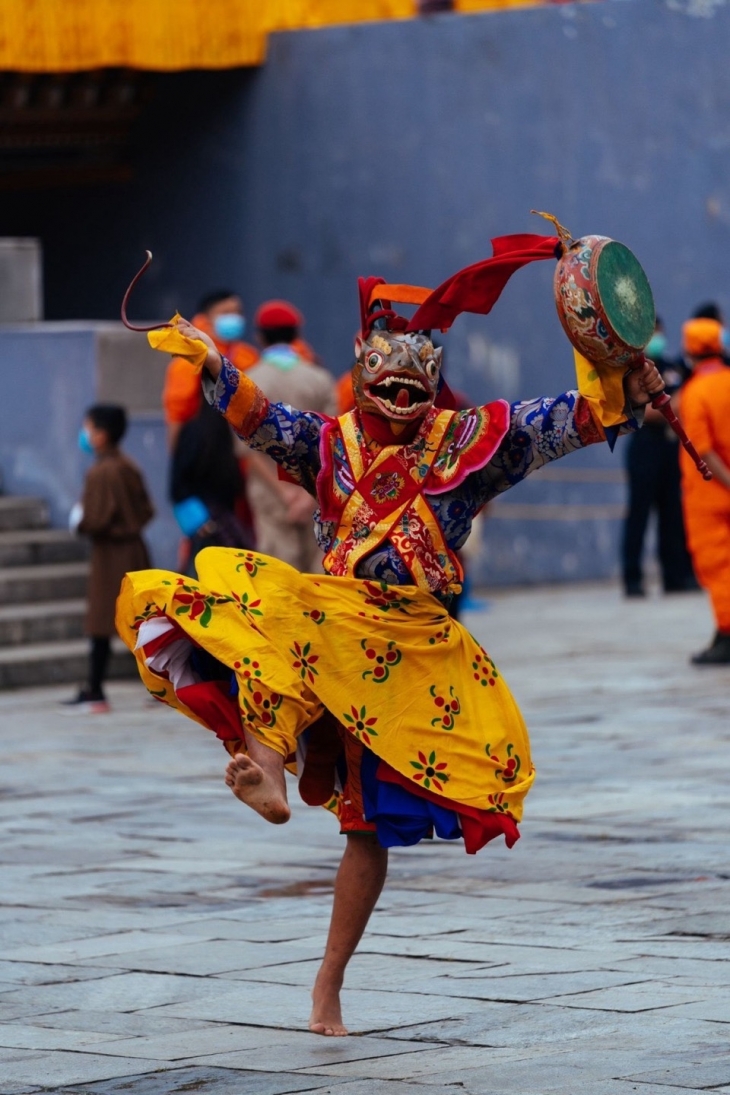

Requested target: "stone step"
[
  {"left": 0, "top": 637, "right": 135, "bottom": 690},
  {"left": 0, "top": 528, "right": 88, "bottom": 567},
  {"left": 0, "top": 599, "right": 86, "bottom": 646},
  {"left": 0, "top": 496, "right": 50, "bottom": 531},
  {"left": 0, "top": 562, "right": 89, "bottom": 605}
]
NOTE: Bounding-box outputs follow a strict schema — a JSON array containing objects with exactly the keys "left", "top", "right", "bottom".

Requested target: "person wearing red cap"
[
  {"left": 679, "top": 314, "right": 730, "bottom": 663},
  {"left": 244, "top": 300, "right": 336, "bottom": 571}
]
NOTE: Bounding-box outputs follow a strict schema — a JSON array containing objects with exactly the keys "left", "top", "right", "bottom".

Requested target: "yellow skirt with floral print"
[{"left": 116, "top": 547, "right": 534, "bottom": 854}]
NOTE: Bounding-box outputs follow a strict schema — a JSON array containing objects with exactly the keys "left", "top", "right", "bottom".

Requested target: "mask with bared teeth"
[{"left": 352, "top": 330, "right": 443, "bottom": 423}]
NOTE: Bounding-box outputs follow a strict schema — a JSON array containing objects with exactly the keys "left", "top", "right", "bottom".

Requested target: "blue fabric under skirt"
[{"left": 360, "top": 748, "right": 463, "bottom": 848}]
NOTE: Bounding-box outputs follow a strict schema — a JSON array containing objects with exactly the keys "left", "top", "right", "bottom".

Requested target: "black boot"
[{"left": 691, "top": 631, "right": 730, "bottom": 665}]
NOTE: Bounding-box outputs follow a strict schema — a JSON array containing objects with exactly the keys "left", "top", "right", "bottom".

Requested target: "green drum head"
[{"left": 595, "top": 241, "right": 655, "bottom": 349}]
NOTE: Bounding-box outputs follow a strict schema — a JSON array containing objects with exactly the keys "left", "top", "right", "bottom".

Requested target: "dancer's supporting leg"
[
  {"left": 225, "top": 732, "right": 291, "bottom": 824},
  {"left": 310, "top": 833, "right": 388, "bottom": 1036}
]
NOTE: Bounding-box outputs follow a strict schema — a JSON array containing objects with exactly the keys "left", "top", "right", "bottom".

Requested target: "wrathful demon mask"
[
  {"left": 353, "top": 329, "right": 443, "bottom": 422},
  {"left": 353, "top": 276, "right": 443, "bottom": 422}
]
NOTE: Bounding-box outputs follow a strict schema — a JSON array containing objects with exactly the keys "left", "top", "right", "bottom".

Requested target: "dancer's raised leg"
[
  {"left": 225, "top": 732, "right": 290, "bottom": 824},
  {"left": 310, "top": 833, "right": 388, "bottom": 1036}
]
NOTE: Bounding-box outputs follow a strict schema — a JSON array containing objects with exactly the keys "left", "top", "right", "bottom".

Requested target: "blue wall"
[
  {"left": 0, "top": 327, "right": 96, "bottom": 521},
  {"left": 3, "top": 0, "right": 725, "bottom": 582}
]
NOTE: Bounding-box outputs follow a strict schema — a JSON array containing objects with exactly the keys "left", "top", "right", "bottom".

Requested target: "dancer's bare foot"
[
  {"left": 309, "top": 970, "right": 348, "bottom": 1036},
  {"left": 224, "top": 753, "right": 290, "bottom": 824}
]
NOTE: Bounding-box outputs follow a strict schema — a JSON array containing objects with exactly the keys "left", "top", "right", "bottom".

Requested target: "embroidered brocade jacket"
[{"left": 205, "top": 359, "right": 640, "bottom": 600}]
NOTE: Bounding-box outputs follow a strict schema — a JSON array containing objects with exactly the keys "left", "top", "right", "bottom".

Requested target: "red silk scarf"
[{"left": 406, "top": 233, "right": 561, "bottom": 333}]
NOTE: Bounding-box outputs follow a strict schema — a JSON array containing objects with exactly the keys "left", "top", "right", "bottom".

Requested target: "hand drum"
[
  {"left": 553, "top": 231, "right": 711, "bottom": 480},
  {"left": 554, "top": 235, "right": 655, "bottom": 367}
]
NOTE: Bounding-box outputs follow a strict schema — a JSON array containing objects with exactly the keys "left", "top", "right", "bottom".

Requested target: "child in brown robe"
[{"left": 66, "top": 405, "right": 154, "bottom": 711}]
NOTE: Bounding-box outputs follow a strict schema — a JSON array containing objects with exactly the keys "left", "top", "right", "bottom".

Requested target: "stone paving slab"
[
  {"left": 545, "top": 981, "right": 708, "bottom": 1012},
  {"left": 582, "top": 1087, "right": 724, "bottom": 1095},
  {"left": 292, "top": 1083, "right": 433, "bottom": 1095},
  {"left": 616, "top": 939, "right": 730, "bottom": 963},
  {"left": 3, "top": 932, "right": 203, "bottom": 965},
  {"left": 0, "top": 963, "right": 131, "bottom": 989},
  {"left": 219, "top": 952, "right": 502, "bottom": 989},
  {"left": 0, "top": 1025, "right": 128, "bottom": 1052},
  {"left": 659, "top": 999, "right": 730, "bottom": 1023},
  {"left": 355, "top": 931, "right": 591, "bottom": 962},
  {"left": 179, "top": 1032, "right": 444, "bottom": 1073},
  {"left": 384, "top": 1004, "right": 730, "bottom": 1052},
  {"left": 0, "top": 972, "right": 221, "bottom": 1020},
  {"left": 396, "top": 1054, "right": 707, "bottom": 1093},
  {"left": 0, "top": 1051, "right": 163, "bottom": 1089},
  {"left": 143, "top": 916, "right": 328, "bottom": 942},
  {"left": 298, "top": 1087, "right": 715, "bottom": 1095},
  {"left": 625, "top": 1058, "right": 730, "bottom": 1089},
  {"left": 8, "top": 1012, "right": 222, "bottom": 1038},
  {"left": 1, "top": 583, "right": 730, "bottom": 1092},
  {"left": 295, "top": 1043, "right": 530, "bottom": 1080},
  {"left": 36, "top": 1067, "right": 327, "bottom": 1095},
  {"left": 71, "top": 1025, "right": 341, "bottom": 1061},
  {"left": 156, "top": 980, "right": 477, "bottom": 1033},
  {"left": 608, "top": 955, "right": 730, "bottom": 986},
  {"left": 73, "top": 938, "right": 325, "bottom": 976},
  {"left": 390, "top": 968, "right": 646, "bottom": 1002}
]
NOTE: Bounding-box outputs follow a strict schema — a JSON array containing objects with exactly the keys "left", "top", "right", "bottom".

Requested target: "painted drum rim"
[{"left": 554, "top": 236, "right": 616, "bottom": 366}]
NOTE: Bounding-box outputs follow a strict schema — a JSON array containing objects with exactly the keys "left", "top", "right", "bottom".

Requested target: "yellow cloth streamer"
[
  {"left": 148, "top": 315, "right": 209, "bottom": 373},
  {"left": 573, "top": 350, "right": 628, "bottom": 429}
]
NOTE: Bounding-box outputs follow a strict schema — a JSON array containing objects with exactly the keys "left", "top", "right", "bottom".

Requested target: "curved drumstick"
[
  {"left": 121, "top": 251, "right": 174, "bottom": 332},
  {"left": 637, "top": 356, "right": 712, "bottom": 480}
]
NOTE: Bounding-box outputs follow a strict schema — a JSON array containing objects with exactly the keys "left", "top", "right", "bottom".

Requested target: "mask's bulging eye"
[
  {"left": 425, "top": 359, "right": 438, "bottom": 380},
  {"left": 365, "top": 351, "right": 382, "bottom": 373}
]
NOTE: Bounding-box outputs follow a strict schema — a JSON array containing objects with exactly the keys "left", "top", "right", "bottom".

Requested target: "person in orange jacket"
[
  {"left": 163, "top": 290, "right": 259, "bottom": 451},
  {"left": 679, "top": 315, "right": 730, "bottom": 664}
]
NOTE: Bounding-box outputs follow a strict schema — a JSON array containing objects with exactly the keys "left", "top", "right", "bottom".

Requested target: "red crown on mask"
[{"left": 358, "top": 277, "right": 431, "bottom": 339}]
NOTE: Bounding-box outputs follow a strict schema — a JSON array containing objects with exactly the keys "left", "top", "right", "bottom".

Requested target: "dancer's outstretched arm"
[
  {"left": 468, "top": 359, "right": 664, "bottom": 506},
  {"left": 175, "top": 317, "right": 325, "bottom": 494}
]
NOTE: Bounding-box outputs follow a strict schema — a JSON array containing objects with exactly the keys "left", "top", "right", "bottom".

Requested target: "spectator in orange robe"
[
  {"left": 163, "top": 290, "right": 259, "bottom": 450},
  {"left": 679, "top": 316, "right": 730, "bottom": 664}
]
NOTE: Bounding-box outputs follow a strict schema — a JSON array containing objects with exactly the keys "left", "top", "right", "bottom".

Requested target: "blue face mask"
[
  {"left": 644, "top": 333, "right": 667, "bottom": 360},
  {"left": 78, "top": 427, "right": 94, "bottom": 455},
  {"left": 213, "top": 313, "right": 246, "bottom": 342}
]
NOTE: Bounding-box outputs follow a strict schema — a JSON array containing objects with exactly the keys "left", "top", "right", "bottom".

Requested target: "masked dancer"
[{"left": 117, "top": 234, "right": 664, "bottom": 1035}]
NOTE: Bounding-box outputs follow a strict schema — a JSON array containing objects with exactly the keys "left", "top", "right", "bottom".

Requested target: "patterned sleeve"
[
  {"left": 202, "top": 357, "right": 325, "bottom": 492},
  {"left": 468, "top": 390, "right": 641, "bottom": 505}
]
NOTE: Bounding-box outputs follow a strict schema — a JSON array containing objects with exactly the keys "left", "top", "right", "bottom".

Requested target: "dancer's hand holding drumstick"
[{"left": 623, "top": 357, "right": 665, "bottom": 406}]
